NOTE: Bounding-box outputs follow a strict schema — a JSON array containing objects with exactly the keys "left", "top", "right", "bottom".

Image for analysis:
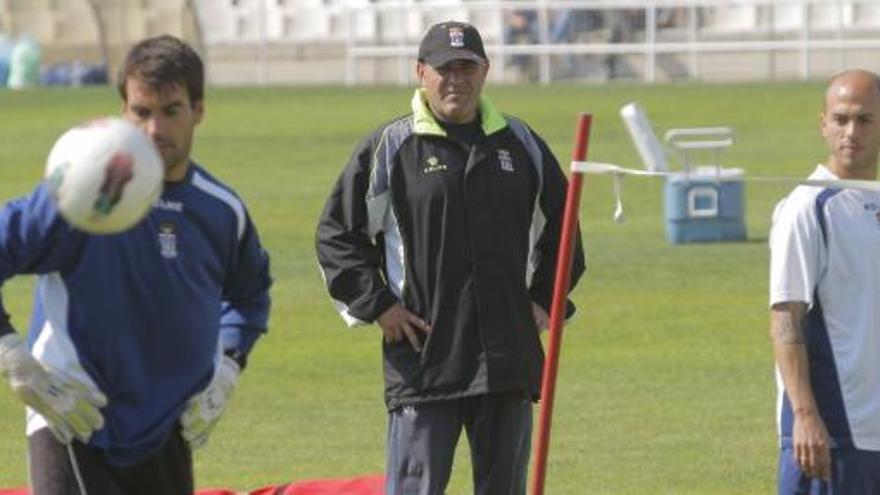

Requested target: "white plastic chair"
[
  {"left": 619, "top": 101, "right": 741, "bottom": 179},
  {"left": 619, "top": 101, "right": 747, "bottom": 243}
]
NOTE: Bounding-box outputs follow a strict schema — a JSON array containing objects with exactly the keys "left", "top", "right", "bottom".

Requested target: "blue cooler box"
[{"left": 664, "top": 170, "right": 746, "bottom": 244}]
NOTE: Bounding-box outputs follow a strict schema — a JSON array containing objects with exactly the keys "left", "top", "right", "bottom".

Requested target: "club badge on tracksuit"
[{"left": 498, "top": 149, "right": 514, "bottom": 173}]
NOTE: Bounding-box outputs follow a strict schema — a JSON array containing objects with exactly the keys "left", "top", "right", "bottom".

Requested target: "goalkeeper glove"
[
  {"left": 180, "top": 354, "right": 240, "bottom": 450},
  {"left": 0, "top": 333, "right": 107, "bottom": 444}
]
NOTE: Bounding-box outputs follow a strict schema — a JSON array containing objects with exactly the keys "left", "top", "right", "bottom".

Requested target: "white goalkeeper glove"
[
  {"left": 0, "top": 333, "right": 107, "bottom": 444},
  {"left": 180, "top": 354, "right": 240, "bottom": 450}
]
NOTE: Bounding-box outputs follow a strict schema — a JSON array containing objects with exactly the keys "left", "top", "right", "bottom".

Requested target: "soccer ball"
[{"left": 45, "top": 117, "right": 164, "bottom": 234}]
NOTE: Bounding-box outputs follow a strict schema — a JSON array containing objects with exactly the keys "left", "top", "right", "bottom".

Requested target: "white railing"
[
  {"left": 4, "top": 0, "right": 879, "bottom": 86},
  {"left": 343, "top": 0, "right": 880, "bottom": 85}
]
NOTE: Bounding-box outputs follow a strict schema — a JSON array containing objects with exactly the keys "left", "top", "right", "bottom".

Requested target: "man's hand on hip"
[
  {"left": 377, "top": 303, "right": 431, "bottom": 352},
  {"left": 0, "top": 333, "right": 107, "bottom": 444},
  {"left": 180, "top": 355, "right": 240, "bottom": 449},
  {"left": 793, "top": 409, "right": 832, "bottom": 481}
]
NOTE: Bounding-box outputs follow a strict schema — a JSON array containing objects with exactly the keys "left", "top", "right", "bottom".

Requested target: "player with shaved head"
[{"left": 769, "top": 69, "right": 880, "bottom": 493}]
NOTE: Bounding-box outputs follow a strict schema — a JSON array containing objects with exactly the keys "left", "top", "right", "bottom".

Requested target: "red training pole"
[{"left": 530, "top": 113, "right": 592, "bottom": 495}]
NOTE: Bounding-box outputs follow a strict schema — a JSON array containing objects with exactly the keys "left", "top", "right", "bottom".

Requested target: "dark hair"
[{"left": 117, "top": 35, "right": 204, "bottom": 106}]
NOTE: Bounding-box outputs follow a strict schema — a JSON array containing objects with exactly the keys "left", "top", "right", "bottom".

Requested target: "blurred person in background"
[{"left": 504, "top": 9, "right": 539, "bottom": 80}]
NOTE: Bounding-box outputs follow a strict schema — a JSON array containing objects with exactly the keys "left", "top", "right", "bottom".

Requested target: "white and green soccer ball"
[{"left": 45, "top": 117, "right": 164, "bottom": 234}]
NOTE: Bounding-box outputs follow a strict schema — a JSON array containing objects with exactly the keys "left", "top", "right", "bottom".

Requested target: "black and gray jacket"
[{"left": 316, "top": 90, "right": 585, "bottom": 409}]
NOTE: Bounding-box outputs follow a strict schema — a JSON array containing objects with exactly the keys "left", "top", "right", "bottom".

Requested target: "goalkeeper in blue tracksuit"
[{"left": 0, "top": 35, "right": 272, "bottom": 495}]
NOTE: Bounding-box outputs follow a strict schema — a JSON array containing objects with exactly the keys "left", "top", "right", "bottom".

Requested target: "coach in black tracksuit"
[{"left": 315, "top": 21, "right": 585, "bottom": 495}]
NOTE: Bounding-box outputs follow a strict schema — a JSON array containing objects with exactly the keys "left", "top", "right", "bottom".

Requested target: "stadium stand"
[
  {"left": 704, "top": 4, "right": 757, "bottom": 33},
  {"left": 0, "top": 2, "right": 878, "bottom": 87},
  {"left": 852, "top": 2, "right": 880, "bottom": 29},
  {"left": 0, "top": 0, "right": 200, "bottom": 76}
]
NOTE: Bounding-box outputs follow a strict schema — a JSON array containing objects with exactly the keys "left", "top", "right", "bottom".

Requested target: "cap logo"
[{"left": 449, "top": 27, "right": 465, "bottom": 48}]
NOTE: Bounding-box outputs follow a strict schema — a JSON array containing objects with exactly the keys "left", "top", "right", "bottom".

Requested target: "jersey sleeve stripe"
[{"left": 192, "top": 171, "right": 246, "bottom": 241}]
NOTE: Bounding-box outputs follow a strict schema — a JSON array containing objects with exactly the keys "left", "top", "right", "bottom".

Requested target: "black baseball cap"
[{"left": 418, "top": 21, "right": 488, "bottom": 68}]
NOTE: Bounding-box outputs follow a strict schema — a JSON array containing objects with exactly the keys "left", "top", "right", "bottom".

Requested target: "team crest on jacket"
[
  {"left": 498, "top": 149, "right": 514, "bottom": 173},
  {"left": 158, "top": 222, "right": 178, "bottom": 259},
  {"left": 449, "top": 27, "right": 465, "bottom": 47}
]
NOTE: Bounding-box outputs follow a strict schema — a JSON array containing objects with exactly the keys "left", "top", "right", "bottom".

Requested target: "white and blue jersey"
[
  {"left": 770, "top": 164, "right": 880, "bottom": 452},
  {"left": 0, "top": 163, "right": 272, "bottom": 466}
]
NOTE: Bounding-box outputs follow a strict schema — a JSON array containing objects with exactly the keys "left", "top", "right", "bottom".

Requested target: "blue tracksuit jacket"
[{"left": 0, "top": 162, "right": 272, "bottom": 466}]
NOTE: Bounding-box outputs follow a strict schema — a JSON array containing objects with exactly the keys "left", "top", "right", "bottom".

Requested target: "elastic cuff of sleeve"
[
  {"left": 351, "top": 290, "right": 398, "bottom": 323},
  {"left": 0, "top": 318, "right": 14, "bottom": 338},
  {"left": 564, "top": 300, "right": 577, "bottom": 319},
  {"left": 223, "top": 348, "right": 248, "bottom": 371},
  {"left": 528, "top": 289, "right": 552, "bottom": 314},
  {"left": 371, "top": 294, "right": 399, "bottom": 323}
]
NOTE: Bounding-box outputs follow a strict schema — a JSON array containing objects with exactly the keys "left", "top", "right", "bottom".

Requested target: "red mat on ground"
[
  {"left": 3, "top": 474, "right": 384, "bottom": 495},
  {"left": 248, "top": 474, "right": 384, "bottom": 495}
]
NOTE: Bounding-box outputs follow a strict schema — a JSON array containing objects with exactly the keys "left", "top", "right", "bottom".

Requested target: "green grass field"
[{"left": 0, "top": 81, "right": 826, "bottom": 493}]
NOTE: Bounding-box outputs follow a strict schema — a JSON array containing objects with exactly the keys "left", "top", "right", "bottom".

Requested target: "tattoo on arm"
[{"left": 771, "top": 303, "right": 807, "bottom": 345}]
